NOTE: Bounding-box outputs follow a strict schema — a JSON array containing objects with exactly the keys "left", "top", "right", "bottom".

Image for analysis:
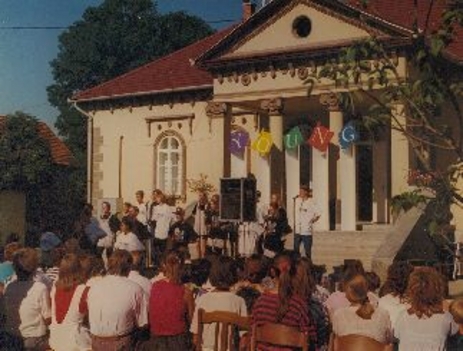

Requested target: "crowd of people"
[{"left": 0, "top": 187, "right": 462, "bottom": 351}]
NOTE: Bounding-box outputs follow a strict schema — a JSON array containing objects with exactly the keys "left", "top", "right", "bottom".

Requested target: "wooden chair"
[
  {"left": 196, "top": 309, "right": 250, "bottom": 351},
  {"left": 250, "top": 323, "right": 308, "bottom": 351},
  {"left": 334, "top": 335, "right": 393, "bottom": 351}
]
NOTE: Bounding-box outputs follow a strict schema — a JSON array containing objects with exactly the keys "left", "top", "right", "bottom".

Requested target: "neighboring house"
[
  {"left": 70, "top": 0, "right": 463, "bottom": 243},
  {"left": 0, "top": 116, "right": 72, "bottom": 242}
]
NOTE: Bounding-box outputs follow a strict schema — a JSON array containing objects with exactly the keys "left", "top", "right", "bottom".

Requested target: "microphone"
[{"left": 292, "top": 195, "right": 299, "bottom": 200}]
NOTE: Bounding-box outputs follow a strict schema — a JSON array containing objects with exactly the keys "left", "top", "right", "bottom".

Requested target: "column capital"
[
  {"left": 205, "top": 101, "right": 227, "bottom": 118},
  {"left": 319, "top": 92, "right": 341, "bottom": 112},
  {"left": 260, "top": 97, "right": 284, "bottom": 115}
]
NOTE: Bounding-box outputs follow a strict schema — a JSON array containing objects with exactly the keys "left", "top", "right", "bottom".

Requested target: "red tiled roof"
[
  {"left": 0, "top": 116, "right": 73, "bottom": 166},
  {"left": 72, "top": 25, "right": 238, "bottom": 102},
  {"left": 347, "top": 0, "right": 463, "bottom": 63}
]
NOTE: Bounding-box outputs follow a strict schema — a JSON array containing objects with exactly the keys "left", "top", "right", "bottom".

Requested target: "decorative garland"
[{"left": 229, "top": 120, "right": 359, "bottom": 156}]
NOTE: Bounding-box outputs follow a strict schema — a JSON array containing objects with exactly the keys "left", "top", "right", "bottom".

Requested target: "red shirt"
[
  {"left": 149, "top": 280, "right": 187, "bottom": 336},
  {"left": 54, "top": 285, "right": 89, "bottom": 323}
]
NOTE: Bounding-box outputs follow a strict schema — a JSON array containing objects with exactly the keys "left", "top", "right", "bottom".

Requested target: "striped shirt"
[{"left": 252, "top": 292, "right": 315, "bottom": 351}]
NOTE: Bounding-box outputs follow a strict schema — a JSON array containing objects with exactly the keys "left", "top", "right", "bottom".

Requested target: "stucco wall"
[
  {"left": 91, "top": 101, "right": 225, "bottom": 206},
  {"left": 0, "top": 191, "right": 26, "bottom": 243}
]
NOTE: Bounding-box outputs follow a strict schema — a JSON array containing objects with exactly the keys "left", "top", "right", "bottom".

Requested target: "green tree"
[
  {"left": 304, "top": 1, "right": 463, "bottom": 247},
  {"left": 0, "top": 112, "right": 53, "bottom": 191},
  {"left": 47, "top": 0, "right": 213, "bottom": 158}
]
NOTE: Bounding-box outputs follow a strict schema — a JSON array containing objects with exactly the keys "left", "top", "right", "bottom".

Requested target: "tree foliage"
[
  {"left": 0, "top": 112, "right": 53, "bottom": 191},
  {"left": 47, "top": 0, "right": 214, "bottom": 157}
]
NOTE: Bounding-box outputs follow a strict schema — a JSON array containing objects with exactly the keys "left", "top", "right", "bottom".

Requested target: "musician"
[
  {"left": 294, "top": 185, "right": 320, "bottom": 259},
  {"left": 193, "top": 191, "right": 209, "bottom": 258}
]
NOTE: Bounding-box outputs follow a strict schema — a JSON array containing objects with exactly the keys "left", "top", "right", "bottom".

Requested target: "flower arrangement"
[
  {"left": 186, "top": 173, "right": 217, "bottom": 195},
  {"left": 407, "top": 169, "right": 438, "bottom": 188}
]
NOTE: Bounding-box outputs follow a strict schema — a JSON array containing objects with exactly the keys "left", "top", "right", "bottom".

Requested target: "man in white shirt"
[
  {"left": 87, "top": 250, "right": 148, "bottom": 351},
  {"left": 134, "top": 190, "right": 148, "bottom": 225},
  {"left": 127, "top": 251, "right": 151, "bottom": 297},
  {"left": 294, "top": 185, "right": 320, "bottom": 259}
]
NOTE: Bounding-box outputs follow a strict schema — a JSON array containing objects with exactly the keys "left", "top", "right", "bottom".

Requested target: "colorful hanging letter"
[
  {"left": 251, "top": 131, "right": 273, "bottom": 156},
  {"left": 308, "top": 122, "right": 334, "bottom": 152},
  {"left": 339, "top": 121, "right": 359, "bottom": 149},
  {"left": 229, "top": 130, "right": 249, "bottom": 155},
  {"left": 284, "top": 126, "right": 304, "bottom": 150}
]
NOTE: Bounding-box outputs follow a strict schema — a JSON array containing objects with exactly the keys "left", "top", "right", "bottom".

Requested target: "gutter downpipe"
[{"left": 71, "top": 101, "right": 93, "bottom": 204}]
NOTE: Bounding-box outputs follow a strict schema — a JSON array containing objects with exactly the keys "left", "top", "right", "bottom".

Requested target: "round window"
[{"left": 292, "top": 16, "right": 312, "bottom": 38}]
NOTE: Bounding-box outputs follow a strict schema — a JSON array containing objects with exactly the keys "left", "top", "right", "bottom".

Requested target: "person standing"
[
  {"left": 152, "top": 192, "right": 175, "bottom": 265},
  {"left": 97, "top": 201, "right": 120, "bottom": 261},
  {"left": 193, "top": 191, "right": 209, "bottom": 258},
  {"left": 294, "top": 185, "right": 320, "bottom": 259},
  {"left": 135, "top": 190, "right": 148, "bottom": 225}
]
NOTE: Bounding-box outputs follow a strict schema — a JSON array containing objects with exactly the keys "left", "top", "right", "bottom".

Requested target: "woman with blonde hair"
[
  {"left": 49, "top": 253, "right": 91, "bottom": 351},
  {"left": 332, "top": 274, "right": 392, "bottom": 346},
  {"left": 395, "top": 267, "right": 458, "bottom": 351}
]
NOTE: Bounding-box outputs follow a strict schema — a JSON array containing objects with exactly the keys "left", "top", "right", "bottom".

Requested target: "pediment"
[
  {"left": 197, "top": 0, "right": 411, "bottom": 65},
  {"left": 228, "top": 3, "right": 370, "bottom": 58}
]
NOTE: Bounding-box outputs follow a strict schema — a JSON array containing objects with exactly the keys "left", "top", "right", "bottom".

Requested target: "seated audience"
[
  {"left": 448, "top": 297, "right": 463, "bottom": 350},
  {"left": 49, "top": 254, "right": 91, "bottom": 351},
  {"left": 87, "top": 250, "right": 148, "bottom": 351},
  {"left": 191, "top": 256, "right": 247, "bottom": 351},
  {"left": 128, "top": 251, "right": 151, "bottom": 297},
  {"left": 394, "top": 267, "right": 458, "bottom": 351},
  {"left": 141, "top": 250, "right": 194, "bottom": 351},
  {"left": 378, "top": 261, "right": 413, "bottom": 329},
  {"left": 332, "top": 275, "right": 392, "bottom": 345},
  {"left": 0, "top": 242, "right": 21, "bottom": 286},
  {"left": 2, "top": 248, "right": 51, "bottom": 351},
  {"left": 252, "top": 254, "right": 316, "bottom": 350}
]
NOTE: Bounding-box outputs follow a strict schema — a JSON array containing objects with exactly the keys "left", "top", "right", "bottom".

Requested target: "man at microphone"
[{"left": 294, "top": 185, "right": 320, "bottom": 259}]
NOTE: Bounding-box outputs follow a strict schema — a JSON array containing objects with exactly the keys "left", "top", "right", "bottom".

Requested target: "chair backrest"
[
  {"left": 250, "top": 323, "right": 308, "bottom": 351},
  {"left": 335, "top": 334, "right": 389, "bottom": 351},
  {"left": 196, "top": 309, "right": 250, "bottom": 351}
]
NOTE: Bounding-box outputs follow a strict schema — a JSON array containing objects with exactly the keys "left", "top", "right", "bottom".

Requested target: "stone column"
[
  {"left": 320, "top": 93, "right": 343, "bottom": 227},
  {"left": 285, "top": 146, "right": 300, "bottom": 233},
  {"left": 340, "top": 144, "right": 357, "bottom": 231},
  {"left": 391, "top": 104, "right": 410, "bottom": 197},
  {"left": 261, "top": 98, "right": 285, "bottom": 202},
  {"left": 206, "top": 101, "right": 231, "bottom": 178}
]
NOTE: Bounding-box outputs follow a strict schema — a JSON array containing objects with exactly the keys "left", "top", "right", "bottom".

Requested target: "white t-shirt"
[
  {"left": 333, "top": 305, "right": 392, "bottom": 344},
  {"left": 378, "top": 294, "right": 409, "bottom": 329},
  {"left": 128, "top": 270, "right": 152, "bottom": 297},
  {"left": 135, "top": 201, "right": 147, "bottom": 225},
  {"left": 395, "top": 310, "right": 458, "bottom": 351},
  {"left": 88, "top": 275, "right": 148, "bottom": 337},
  {"left": 4, "top": 281, "right": 51, "bottom": 338},
  {"left": 295, "top": 197, "right": 320, "bottom": 235},
  {"left": 191, "top": 291, "right": 247, "bottom": 351},
  {"left": 152, "top": 203, "right": 175, "bottom": 240},
  {"left": 114, "top": 231, "right": 145, "bottom": 252}
]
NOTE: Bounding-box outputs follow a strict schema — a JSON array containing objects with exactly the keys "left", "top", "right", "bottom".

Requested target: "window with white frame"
[{"left": 156, "top": 134, "right": 184, "bottom": 196}]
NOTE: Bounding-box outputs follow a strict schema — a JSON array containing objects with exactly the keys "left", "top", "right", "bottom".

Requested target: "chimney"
[{"left": 242, "top": 0, "right": 256, "bottom": 21}]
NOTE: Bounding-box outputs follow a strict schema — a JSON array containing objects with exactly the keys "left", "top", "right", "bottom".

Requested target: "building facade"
[{"left": 71, "top": 0, "right": 463, "bottom": 240}]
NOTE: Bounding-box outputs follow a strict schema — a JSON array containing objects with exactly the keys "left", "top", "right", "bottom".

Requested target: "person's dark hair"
[
  {"left": 245, "top": 255, "right": 266, "bottom": 284},
  {"left": 121, "top": 216, "right": 134, "bottom": 232},
  {"left": 4, "top": 242, "right": 22, "bottom": 262},
  {"left": 102, "top": 201, "right": 111, "bottom": 210},
  {"left": 236, "top": 286, "right": 261, "bottom": 313},
  {"left": 107, "top": 250, "right": 133, "bottom": 276},
  {"left": 311, "top": 264, "right": 326, "bottom": 286},
  {"left": 345, "top": 274, "right": 375, "bottom": 320},
  {"left": 191, "top": 259, "right": 211, "bottom": 287},
  {"left": 163, "top": 250, "right": 184, "bottom": 285},
  {"left": 379, "top": 261, "right": 413, "bottom": 298},
  {"left": 12, "top": 248, "right": 39, "bottom": 281},
  {"left": 340, "top": 260, "right": 365, "bottom": 292},
  {"left": 56, "top": 254, "right": 85, "bottom": 290},
  {"left": 272, "top": 254, "right": 296, "bottom": 322},
  {"left": 80, "top": 254, "right": 105, "bottom": 280},
  {"left": 209, "top": 256, "right": 238, "bottom": 290},
  {"left": 406, "top": 267, "right": 445, "bottom": 319},
  {"left": 5, "top": 233, "right": 20, "bottom": 245},
  {"left": 293, "top": 257, "right": 316, "bottom": 300},
  {"left": 136, "top": 190, "right": 144, "bottom": 197},
  {"left": 365, "top": 271, "right": 381, "bottom": 292}
]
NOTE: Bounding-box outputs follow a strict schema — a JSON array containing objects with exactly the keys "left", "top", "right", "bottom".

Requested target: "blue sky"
[{"left": 0, "top": 0, "right": 243, "bottom": 127}]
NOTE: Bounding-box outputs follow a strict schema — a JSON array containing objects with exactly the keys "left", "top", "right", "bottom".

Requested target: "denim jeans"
[{"left": 294, "top": 234, "right": 313, "bottom": 258}]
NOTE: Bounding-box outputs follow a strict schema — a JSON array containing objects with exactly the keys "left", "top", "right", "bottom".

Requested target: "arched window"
[{"left": 154, "top": 132, "right": 185, "bottom": 197}]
